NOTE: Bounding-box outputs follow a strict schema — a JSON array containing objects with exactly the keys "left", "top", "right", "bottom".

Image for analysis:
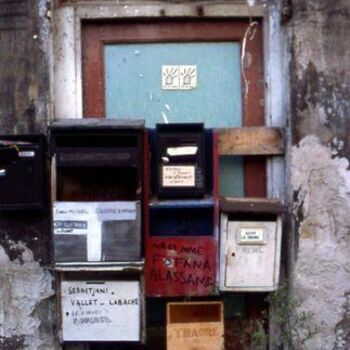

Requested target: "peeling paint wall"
[
  {"left": 290, "top": 1, "right": 350, "bottom": 349},
  {"left": 0, "top": 244, "right": 57, "bottom": 350},
  {"left": 0, "top": 0, "right": 58, "bottom": 349}
]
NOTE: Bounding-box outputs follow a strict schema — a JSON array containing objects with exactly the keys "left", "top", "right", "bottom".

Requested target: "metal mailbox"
[
  {"left": 145, "top": 127, "right": 219, "bottom": 297},
  {"left": 0, "top": 135, "right": 45, "bottom": 210},
  {"left": 155, "top": 123, "right": 206, "bottom": 198},
  {"left": 50, "top": 119, "right": 145, "bottom": 263},
  {"left": 219, "top": 198, "right": 283, "bottom": 292},
  {"left": 167, "top": 301, "right": 224, "bottom": 350}
]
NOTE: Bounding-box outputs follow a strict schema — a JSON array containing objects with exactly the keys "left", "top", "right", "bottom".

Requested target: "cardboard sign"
[
  {"left": 162, "top": 166, "right": 195, "bottom": 187},
  {"left": 61, "top": 280, "right": 140, "bottom": 341}
]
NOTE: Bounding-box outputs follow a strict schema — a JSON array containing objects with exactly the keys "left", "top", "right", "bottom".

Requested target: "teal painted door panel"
[
  {"left": 104, "top": 42, "right": 244, "bottom": 196},
  {"left": 105, "top": 43, "right": 242, "bottom": 128}
]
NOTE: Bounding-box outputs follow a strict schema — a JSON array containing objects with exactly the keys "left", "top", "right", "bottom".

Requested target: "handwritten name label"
[
  {"left": 54, "top": 201, "right": 137, "bottom": 225},
  {"left": 61, "top": 280, "right": 140, "bottom": 341},
  {"left": 162, "top": 166, "right": 195, "bottom": 187}
]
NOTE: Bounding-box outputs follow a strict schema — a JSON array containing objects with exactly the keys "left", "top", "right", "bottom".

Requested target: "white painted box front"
[
  {"left": 61, "top": 280, "right": 141, "bottom": 341},
  {"left": 220, "top": 218, "right": 282, "bottom": 292}
]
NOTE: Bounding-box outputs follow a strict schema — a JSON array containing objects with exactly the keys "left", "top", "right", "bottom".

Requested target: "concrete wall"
[
  {"left": 0, "top": 0, "right": 59, "bottom": 349},
  {"left": 290, "top": 0, "right": 350, "bottom": 348}
]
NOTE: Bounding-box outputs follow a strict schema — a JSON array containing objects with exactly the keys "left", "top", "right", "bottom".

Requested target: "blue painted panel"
[
  {"left": 104, "top": 42, "right": 244, "bottom": 196},
  {"left": 105, "top": 43, "right": 242, "bottom": 128}
]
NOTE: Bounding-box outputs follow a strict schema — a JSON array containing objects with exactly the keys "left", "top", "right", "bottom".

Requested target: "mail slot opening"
[
  {"left": 57, "top": 167, "right": 138, "bottom": 201},
  {"left": 168, "top": 303, "right": 222, "bottom": 324},
  {"left": 227, "top": 213, "right": 278, "bottom": 222},
  {"left": 150, "top": 206, "right": 214, "bottom": 236},
  {"left": 54, "top": 133, "right": 138, "bottom": 148}
]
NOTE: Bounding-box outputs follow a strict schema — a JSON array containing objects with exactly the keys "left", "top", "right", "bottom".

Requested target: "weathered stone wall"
[
  {"left": 0, "top": 0, "right": 59, "bottom": 349},
  {"left": 290, "top": 0, "right": 350, "bottom": 348}
]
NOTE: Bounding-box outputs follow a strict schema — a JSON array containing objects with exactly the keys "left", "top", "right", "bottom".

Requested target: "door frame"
[{"left": 52, "top": 3, "right": 287, "bottom": 199}]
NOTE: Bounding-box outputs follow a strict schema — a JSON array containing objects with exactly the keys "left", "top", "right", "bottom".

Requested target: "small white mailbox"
[{"left": 219, "top": 198, "right": 283, "bottom": 292}]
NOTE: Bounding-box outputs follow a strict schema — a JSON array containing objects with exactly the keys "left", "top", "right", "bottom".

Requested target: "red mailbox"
[{"left": 145, "top": 127, "right": 219, "bottom": 297}]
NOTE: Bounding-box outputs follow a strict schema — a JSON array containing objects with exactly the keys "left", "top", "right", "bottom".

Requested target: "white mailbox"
[{"left": 219, "top": 198, "right": 283, "bottom": 292}]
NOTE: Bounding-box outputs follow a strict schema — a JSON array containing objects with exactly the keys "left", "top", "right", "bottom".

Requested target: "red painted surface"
[
  {"left": 145, "top": 237, "right": 217, "bottom": 297},
  {"left": 145, "top": 131, "right": 219, "bottom": 297}
]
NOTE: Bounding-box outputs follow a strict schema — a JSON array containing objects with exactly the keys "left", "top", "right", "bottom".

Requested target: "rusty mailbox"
[
  {"left": 50, "top": 119, "right": 145, "bottom": 263},
  {"left": 0, "top": 135, "right": 45, "bottom": 210},
  {"left": 167, "top": 301, "right": 224, "bottom": 350},
  {"left": 219, "top": 198, "right": 283, "bottom": 292},
  {"left": 145, "top": 124, "right": 219, "bottom": 297}
]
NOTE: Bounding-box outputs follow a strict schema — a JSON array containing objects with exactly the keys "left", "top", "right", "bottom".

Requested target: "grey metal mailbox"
[{"left": 219, "top": 198, "right": 283, "bottom": 292}]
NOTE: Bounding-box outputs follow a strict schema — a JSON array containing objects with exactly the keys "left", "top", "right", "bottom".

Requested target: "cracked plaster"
[{"left": 291, "top": 135, "right": 350, "bottom": 349}]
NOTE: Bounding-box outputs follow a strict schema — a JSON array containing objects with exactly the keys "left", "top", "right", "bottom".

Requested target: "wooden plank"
[
  {"left": 220, "top": 197, "right": 284, "bottom": 214},
  {"left": 63, "top": 2, "right": 265, "bottom": 18},
  {"left": 218, "top": 127, "right": 285, "bottom": 156}
]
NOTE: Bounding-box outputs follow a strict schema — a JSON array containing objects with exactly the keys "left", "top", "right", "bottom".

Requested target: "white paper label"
[
  {"left": 61, "top": 280, "right": 140, "bottom": 341},
  {"left": 167, "top": 146, "right": 198, "bottom": 156},
  {"left": 53, "top": 201, "right": 137, "bottom": 227},
  {"left": 162, "top": 65, "right": 197, "bottom": 90},
  {"left": 19, "top": 151, "right": 35, "bottom": 157},
  {"left": 239, "top": 227, "right": 265, "bottom": 244},
  {"left": 162, "top": 165, "right": 195, "bottom": 187},
  {"left": 53, "top": 201, "right": 138, "bottom": 261}
]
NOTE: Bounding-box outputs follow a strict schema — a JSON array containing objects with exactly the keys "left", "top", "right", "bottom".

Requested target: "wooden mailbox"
[
  {"left": 145, "top": 126, "right": 219, "bottom": 297},
  {"left": 167, "top": 301, "right": 224, "bottom": 350},
  {"left": 50, "top": 119, "right": 145, "bottom": 263},
  {"left": 0, "top": 135, "right": 45, "bottom": 210},
  {"left": 219, "top": 198, "right": 283, "bottom": 292}
]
